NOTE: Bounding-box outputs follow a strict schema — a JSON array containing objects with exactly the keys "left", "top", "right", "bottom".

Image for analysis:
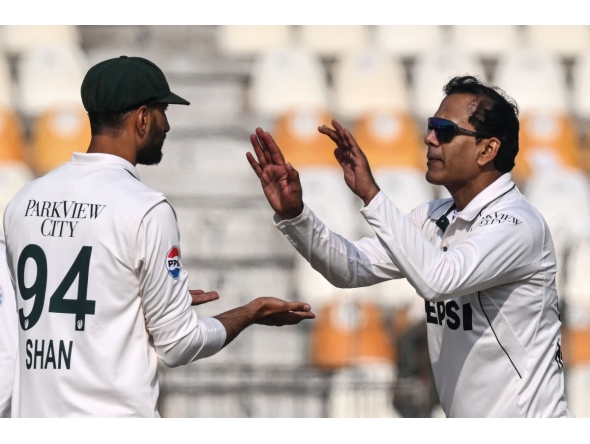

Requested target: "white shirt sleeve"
[
  {"left": 135, "top": 201, "right": 226, "bottom": 368},
  {"left": 360, "top": 191, "right": 542, "bottom": 302},
  {"left": 274, "top": 203, "right": 406, "bottom": 288}
]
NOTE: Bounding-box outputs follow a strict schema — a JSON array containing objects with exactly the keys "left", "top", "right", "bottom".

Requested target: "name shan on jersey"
[
  {"left": 24, "top": 200, "right": 107, "bottom": 238},
  {"left": 25, "top": 339, "right": 73, "bottom": 370}
]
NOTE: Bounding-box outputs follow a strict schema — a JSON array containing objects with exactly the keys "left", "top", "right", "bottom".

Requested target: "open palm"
[{"left": 247, "top": 128, "right": 303, "bottom": 220}]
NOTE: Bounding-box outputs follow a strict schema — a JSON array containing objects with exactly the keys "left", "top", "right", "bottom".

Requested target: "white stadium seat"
[
  {"left": 572, "top": 52, "right": 590, "bottom": 119},
  {"left": 412, "top": 49, "right": 485, "bottom": 122},
  {"left": 523, "top": 170, "right": 590, "bottom": 297},
  {"left": 217, "top": 25, "right": 292, "bottom": 58},
  {"left": 526, "top": 25, "right": 590, "bottom": 59},
  {"left": 375, "top": 26, "right": 444, "bottom": 58},
  {"left": 332, "top": 48, "right": 409, "bottom": 119},
  {"left": 0, "top": 55, "right": 13, "bottom": 109},
  {"left": 300, "top": 26, "right": 369, "bottom": 58},
  {"left": 494, "top": 49, "right": 569, "bottom": 114},
  {"left": 449, "top": 25, "right": 520, "bottom": 58},
  {"left": 249, "top": 47, "right": 328, "bottom": 118},
  {"left": 1, "top": 25, "right": 80, "bottom": 54},
  {"left": 17, "top": 45, "right": 87, "bottom": 117}
]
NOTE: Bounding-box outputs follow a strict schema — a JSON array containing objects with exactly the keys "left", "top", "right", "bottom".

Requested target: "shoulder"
[{"left": 475, "top": 187, "right": 547, "bottom": 241}]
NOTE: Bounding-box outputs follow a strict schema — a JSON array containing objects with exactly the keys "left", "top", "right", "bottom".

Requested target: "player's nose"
[{"left": 424, "top": 129, "right": 440, "bottom": 147}]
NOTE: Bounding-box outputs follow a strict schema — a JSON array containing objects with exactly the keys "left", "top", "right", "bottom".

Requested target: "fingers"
[
  {"left": 260, "top": 130, "right": 287, "bottom": 167},
  {"left": 189, "top": 290, "right": 219, "bottom": 306},
  {"left": 285, "top": 301, "right": 312, "bottom": 312},
  {"left": 255, "top": 128, "right": 273, "bottom": 166},
  {"left": 343, "top": 127, "right": 364, "bottom": 158},
  {"left": 258, "top": 310, "right": 316, "bottom": 326},
  {"left": 250, "top": 133, "right": 269, "bottom": 168},
  {"left": 318, "top": 124, "right": 341, "bottom": 145},
  {"left": 246, "top": 151, "right": 263, "bottom": 179}
]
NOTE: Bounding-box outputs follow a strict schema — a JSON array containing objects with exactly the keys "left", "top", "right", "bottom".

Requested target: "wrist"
[
  {"left": 245, "top": 299, "right": 263, "bottom": 324},
  {"left": 280, "top": 204, "right": 304, "bottom": 220},
  {"left": 362, "top": 186, "right": 380, "bottom": 206}
]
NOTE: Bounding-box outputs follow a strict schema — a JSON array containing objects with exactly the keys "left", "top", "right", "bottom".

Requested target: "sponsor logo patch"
[
  {"left": 166, "top": 246, "right": 182, "bottom": 279},
  {"left": 479, "top": 212, "right": 521, "bottom": 226}
]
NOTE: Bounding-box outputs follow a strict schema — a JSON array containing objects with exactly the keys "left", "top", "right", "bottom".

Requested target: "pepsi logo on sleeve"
[{"left": 166, "top": 246, "right": 182, "bottom": 279}]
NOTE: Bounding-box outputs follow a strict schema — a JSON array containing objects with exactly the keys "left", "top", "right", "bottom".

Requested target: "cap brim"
[{"left": 155, "top": 91, "right": 190, "bottom": 106}]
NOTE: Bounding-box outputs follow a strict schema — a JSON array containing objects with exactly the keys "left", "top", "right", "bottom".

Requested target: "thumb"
[{"left": 287, "top": 163, "right": 300, "bottom": 181}]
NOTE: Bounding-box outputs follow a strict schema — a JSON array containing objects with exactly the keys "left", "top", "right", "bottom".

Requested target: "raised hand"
[
  {"left": 318, "top": 120, "right": 380, "bottom": 206},
  {"left": 249, "top": 297, "right": 315, "bottom": 326},
  {"left": 189, "top": 289, "right": 219, "bottom": 306},
  {"left": 246, "top": 127, "right": 304, "bottom": 220}
]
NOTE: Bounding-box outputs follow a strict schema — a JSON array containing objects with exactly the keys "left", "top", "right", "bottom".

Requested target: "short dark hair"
[
  {"left": 88, "top": 110, "right": 132, "bottom": 136},
  {"left": 443, "top": 76, "right": 519, "bottom": 174}
]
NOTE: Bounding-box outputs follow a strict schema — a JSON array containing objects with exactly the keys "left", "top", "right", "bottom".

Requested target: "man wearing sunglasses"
[{"left": 247, "top": 75, "right": 572, "bottom": 417}]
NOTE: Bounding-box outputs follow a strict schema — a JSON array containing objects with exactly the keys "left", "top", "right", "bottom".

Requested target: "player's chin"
[{"left": 425, "top": 168, "right": 446, "bottom": 186}]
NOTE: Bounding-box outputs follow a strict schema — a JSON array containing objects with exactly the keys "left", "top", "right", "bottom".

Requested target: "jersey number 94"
[{"left": 17, "top": 244, "right": 96, "bottom": 332}]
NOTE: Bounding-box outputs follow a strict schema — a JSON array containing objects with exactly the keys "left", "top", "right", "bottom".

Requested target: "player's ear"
[
  {"left": 477, "top": 137, "right": 501, "bottom": 168},
  {"left": 135, "top": 106, "right": 150, "bottom": 137}
]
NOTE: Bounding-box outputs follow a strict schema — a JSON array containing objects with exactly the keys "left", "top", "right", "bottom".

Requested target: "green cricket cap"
[{"left": 81, "top": 55, "right": 190, "bottom": 113}]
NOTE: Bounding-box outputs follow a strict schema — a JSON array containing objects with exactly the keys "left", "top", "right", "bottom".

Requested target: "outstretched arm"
[{"left": 214, "top": 297, "right": 314, "bottom": 347}]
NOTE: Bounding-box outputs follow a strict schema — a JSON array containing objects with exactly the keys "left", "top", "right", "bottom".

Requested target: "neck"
[
  {"left": 445, "top": 171, "right": 503, "bottom": 211},
  {"left": 87, "top": 134, "right": 137, "bottom": 166}
]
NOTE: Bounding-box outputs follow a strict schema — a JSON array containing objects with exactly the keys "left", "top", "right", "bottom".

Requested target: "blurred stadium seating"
[{"left": 2, "top": 25, "right": 590, "bottom": 418}]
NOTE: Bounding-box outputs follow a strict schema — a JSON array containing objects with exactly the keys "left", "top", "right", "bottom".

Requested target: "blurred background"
[{"left": 1, "top": 24, "right": 590, "bottom": 418}]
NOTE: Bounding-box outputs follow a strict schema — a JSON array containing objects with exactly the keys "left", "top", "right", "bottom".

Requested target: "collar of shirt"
[
  {"left": 428, "top": 173, "right": 515, "bottom": 222},
  {"left": 69, "top": 152, "right": 140, "bottom": 180}
]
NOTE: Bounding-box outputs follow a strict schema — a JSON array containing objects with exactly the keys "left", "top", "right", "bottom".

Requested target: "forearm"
[
  {"left": 274, "top": 204, "right": 403, "bottom": 288},
  {"left": 214, "top": 303, "right": 257, "bottom": 347}
]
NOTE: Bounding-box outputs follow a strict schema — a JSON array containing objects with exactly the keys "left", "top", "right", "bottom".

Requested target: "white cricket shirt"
[
  {"left": 275, "top": 173, "right": 572, "bottom": 417},
  {"left": 3, "top": 153, "right": 226, "bottom": 417},
  {"left": 0, "top": 232, "right": 17, "bottom": 417}
]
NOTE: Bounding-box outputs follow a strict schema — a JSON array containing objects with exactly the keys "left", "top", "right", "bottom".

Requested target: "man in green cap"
[{"left": 3, "top": 56, "right": 315, "bottom": 418}]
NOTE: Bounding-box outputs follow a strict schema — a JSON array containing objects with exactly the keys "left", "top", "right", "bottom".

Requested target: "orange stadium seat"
[
  {"left": 0, "top": 107, "right": 26, "bottom": 163},
  {"left": 272, "top": 108, "right": 337, "bottom": 168},
  {"left": 311, "top": 299, "right": 395, "bottom": 369},
  {"left": 513, "top": 111, "right": 581, "bottom": 181},
  {"left": 352, "top": 110, "right": 424, "bottom": 170},
  {"left": 30, "top": 106, "right": 90, "bottom": 175}
]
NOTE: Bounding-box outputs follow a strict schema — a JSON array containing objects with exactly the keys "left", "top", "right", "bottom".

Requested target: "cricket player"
[
  {"left": 0, "top": 231, "right": 17, "bottom": 417},
  {"left": 3, "top": 56, "right": 314, "bottom": 418},
  {"left": 247, "top": 76, "right": 572, "bottom": 417}
]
